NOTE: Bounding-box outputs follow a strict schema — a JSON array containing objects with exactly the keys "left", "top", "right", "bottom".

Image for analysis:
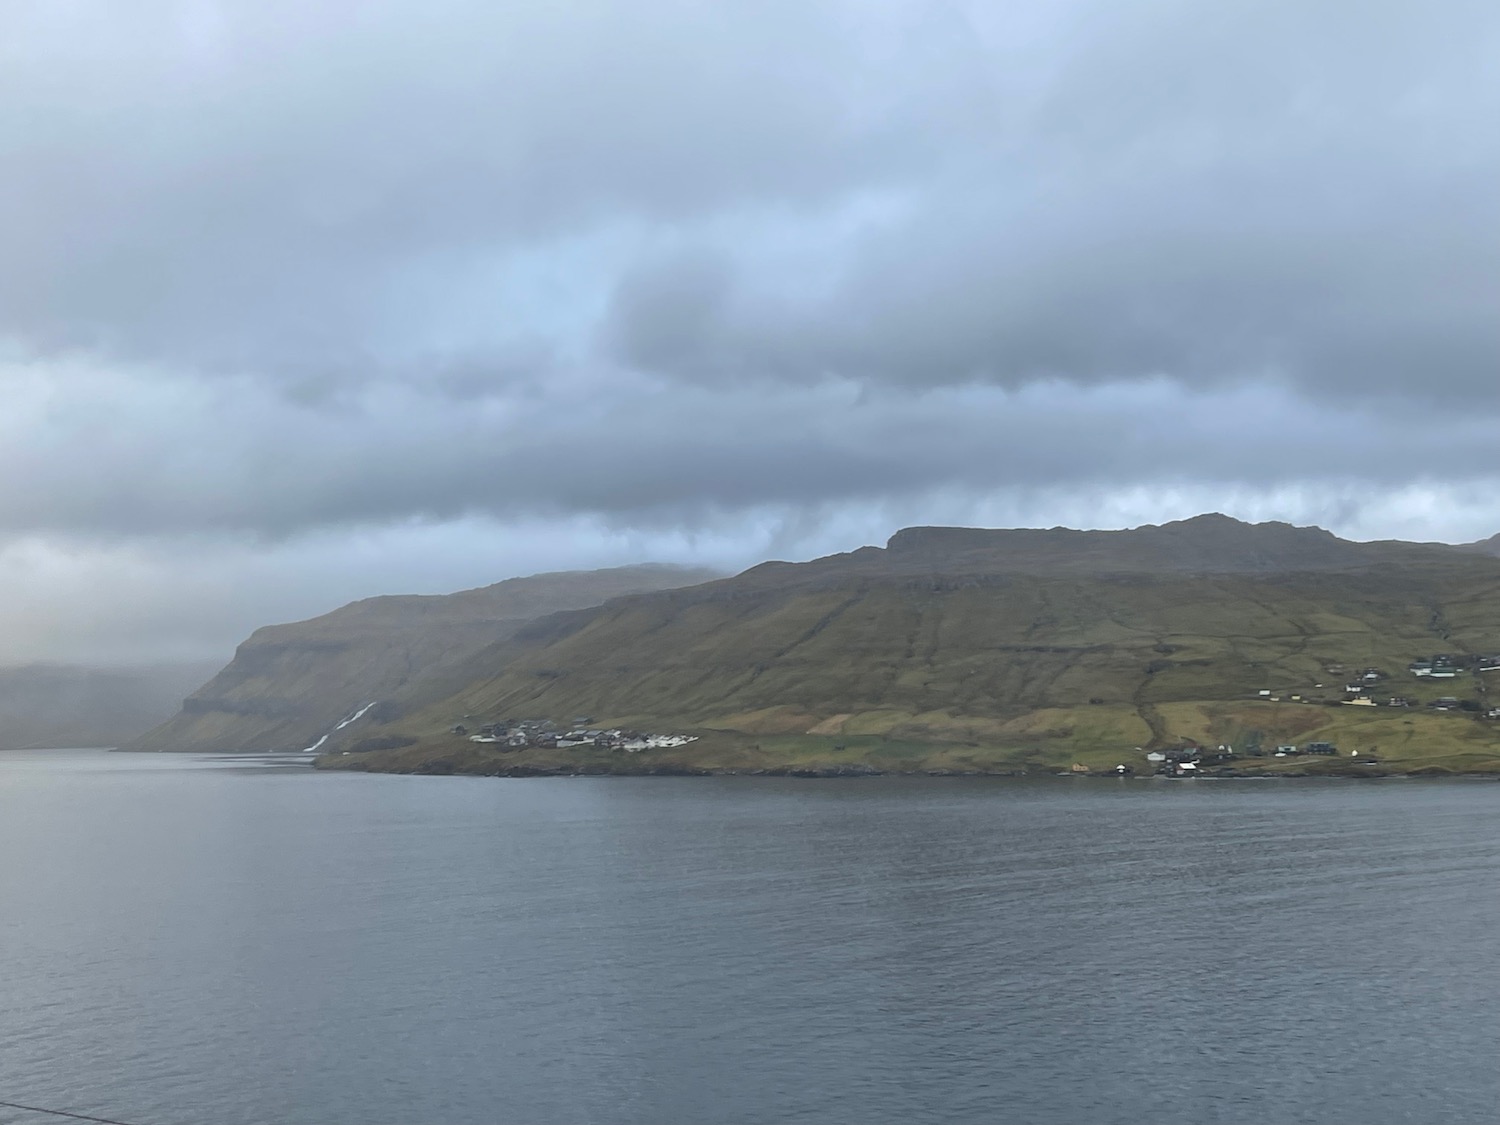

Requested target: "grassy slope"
[
  {"left": 125, "top": 565, "right": 720, "bottom": 753},
  {"left": 322, "top": 558, "right": 1500, "bottom": 776}
]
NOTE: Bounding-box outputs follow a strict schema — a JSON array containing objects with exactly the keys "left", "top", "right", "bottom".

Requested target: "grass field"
[
  {"left": 317, "top": 524, "right": 1500, "bottom": 777},
  {"left": 320, "top": 696, "right": 1500, "bottom": 778}
]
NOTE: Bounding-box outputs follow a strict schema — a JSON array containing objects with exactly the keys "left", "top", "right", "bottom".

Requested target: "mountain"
[
  {"left": 1460, "top": 532, "right": 1500, "bottom": 558},
  {"left": 320, "top": 516, "right": 1500, "bottom": 776},
  {"left": 122, "top": 564, "right": 721, "bottom": 753},
  {"left": 0, "top": 662, "right": 223, "bottom": 750}
]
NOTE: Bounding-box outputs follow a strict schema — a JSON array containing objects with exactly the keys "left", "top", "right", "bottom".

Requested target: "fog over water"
[
  {"left": 6, "top": 750, "right": 1500, "bottom": 1124},
  {"left": 2, "top": 0, "right": 1499, "bottom": 664}
]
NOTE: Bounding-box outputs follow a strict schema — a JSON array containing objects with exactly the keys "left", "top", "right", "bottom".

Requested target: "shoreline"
[{"left": 312, "top": 754, "right": 1500, "bottom": 781}]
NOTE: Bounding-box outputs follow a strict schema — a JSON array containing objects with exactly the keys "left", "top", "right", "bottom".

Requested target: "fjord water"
[{"left": 5, "top": 753, "right": 1500, "bottom": 1124}]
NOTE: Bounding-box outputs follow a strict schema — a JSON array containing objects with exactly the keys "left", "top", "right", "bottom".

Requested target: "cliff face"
[
  {"left": 880, "top": 516, "right": 1361, "bottom": 573},
  {"left": 122, "top": 564, "right": 719, "bottom": 753}
]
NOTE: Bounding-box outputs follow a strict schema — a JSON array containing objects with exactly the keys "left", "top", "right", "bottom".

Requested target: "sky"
[{"left": 2, "top": 0, "right": 1498, "bottom": 665}]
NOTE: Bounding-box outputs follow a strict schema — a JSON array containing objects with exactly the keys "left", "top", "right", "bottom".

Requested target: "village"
[
  {"left": 1122, "top": 740, "right": 1356, "bottom": 778},
  {"left": 447, "top": 649, "right": 1500, "bottom": 776},
  {"left": 449, "top": 717, "right": 698, "bottom": 753},
  {"left": 1093, "top": 651, "right": 1500, "bottom": 778},
  {"left": 1248, "top": 652, "right": 1500, "bottom": 721}
]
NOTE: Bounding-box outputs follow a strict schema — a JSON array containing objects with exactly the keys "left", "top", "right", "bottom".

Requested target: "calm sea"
[{"left": 4, "top": 749, "right": 1500, "bottom": 1124}]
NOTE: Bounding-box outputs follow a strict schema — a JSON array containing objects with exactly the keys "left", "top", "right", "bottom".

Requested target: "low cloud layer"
[{"left": 3, "top": 0, "right": 1498, "bottom": 663}]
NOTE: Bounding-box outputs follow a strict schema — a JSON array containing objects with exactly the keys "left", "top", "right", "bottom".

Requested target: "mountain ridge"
[
  {"left": 1460, "top": 532, "right": 1500, "bottom": 557},
  {"left": 718, "top": 514, "right": 1480, "bottom": 590},
  {"left": 317, "top": 515, "right": 1500, "bottom": 776}
]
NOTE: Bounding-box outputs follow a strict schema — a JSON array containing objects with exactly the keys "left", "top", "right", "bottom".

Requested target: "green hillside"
[
  {"left": 123, "top": 564, "right": 720, "bottom": 753},
  {"left": 321, "top": 517, "right": 1500, "bottom": 776}
]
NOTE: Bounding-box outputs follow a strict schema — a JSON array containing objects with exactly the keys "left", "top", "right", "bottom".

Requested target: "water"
[{"left": 5, "top": 750, "right": 1500, "bottom": 1124}]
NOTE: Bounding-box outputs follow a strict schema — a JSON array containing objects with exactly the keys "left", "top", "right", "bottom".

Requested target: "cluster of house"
[
  {"left": 1421, "top": 698, "right": 1500, "bottom": 719},
  {"left": 1254, "top": 675, "right": 1387, "bottom": 705},
  {"left": 1127, "top": 739, "right": 1371, "bottom": 776},
  {"left": 1141, "top": 744, "right": 1245, "bottom": 777},
  {"left": 1271, "top": 741, "right": 1343, "bottom": 757},
  {"left": 1405, "top": 655, "right": 1500, "bottom": 718},
  {"left": 1336, "top": 685, "right": 1492, "bottom": 715},
  {"left": 1409, "top": 654, "right": 1500, "bottom": 677},
  {"left": 450, "top": 717, "right": 698, "bottom": 753},
  {"left": 1336, "top": 668, "right": 1393, "bottom": 707},
  {"left": 1144, "top": 747, "right": 1204, "bottom": 777},
  {"left": 1253, "top": 654, "right": 1500, "bottom": 715}
]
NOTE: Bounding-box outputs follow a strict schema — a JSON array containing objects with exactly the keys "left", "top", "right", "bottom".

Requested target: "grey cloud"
[
  {"left": 4, "top": 0, "right": 1500, "bottom": 665},
  {"left": 4, "top": 360, "right": 1499, "bottom": 542},
  {"left": 598, "top": 0, "right": 1500, "bottom": 398},
  {"left": 0, "top": 0, "right": 925, "bottom": 372},
  {"left": 788, "top": 185, "right": 1499, "bottom": 395},
  {"left": 603, "top": 249, "right": 738, "bottom": 377},
  {"left": 9, "top": 0, "right": 1496, "bottom": 402}
]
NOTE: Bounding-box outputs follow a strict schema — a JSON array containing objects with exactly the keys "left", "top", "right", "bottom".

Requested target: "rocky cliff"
[{"left": 122, "top": 564, "right": 719, "bottom": 753}]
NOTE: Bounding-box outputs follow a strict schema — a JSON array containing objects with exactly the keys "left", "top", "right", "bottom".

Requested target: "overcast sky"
[{"left": 3, "top": 0, "right": 1498, "bottom": 665}]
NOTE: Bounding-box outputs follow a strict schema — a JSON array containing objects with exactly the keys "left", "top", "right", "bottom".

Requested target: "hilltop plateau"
[{"left": 312, "top": 515, "right": 1500, "bottom": 778}]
